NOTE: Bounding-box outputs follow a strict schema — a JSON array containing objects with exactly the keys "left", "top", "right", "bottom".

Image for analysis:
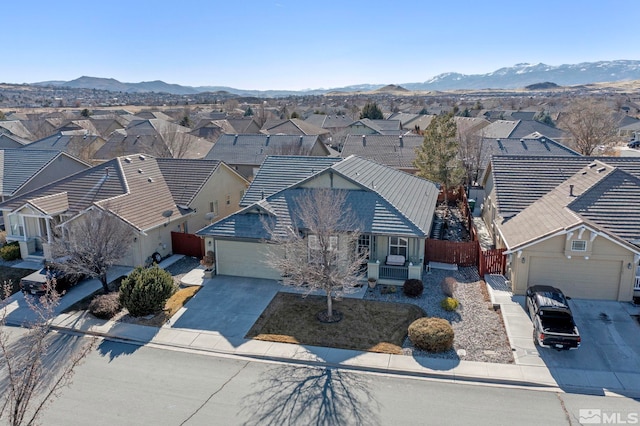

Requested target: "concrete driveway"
[
  {"left": 169, "top": 275, "right": 282, "bottom": 339},
  {"left": 537, "top": 299, "right": 640, "bottom": 373}
]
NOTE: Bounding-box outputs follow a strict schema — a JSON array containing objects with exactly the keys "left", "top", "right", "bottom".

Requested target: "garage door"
[
  {"left": 215, "top": 240, "right": 282, "bottom": 280},
  {"left": 528, "top": 257, "right": 621, "bottom": 300}
]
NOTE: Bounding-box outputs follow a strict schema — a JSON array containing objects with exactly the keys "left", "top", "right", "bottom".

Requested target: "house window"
[
  {"left": 209, "top": 201, "right": 218, "bottom": 217},
  {"left": 226, "top": 194, "right": 231, "bottom": 205},
  {"left": 8, "top": 215, "right": 24, "bottom": 237},
  {"left": 308, "top": 234, "right": 338, "bottom": 263},
  {"left": 357, "top": 234, "right": 373, "bottom": 260},
  {"left": 571, "top": 240, "right": 587, "bottom": 252},
  {"left": 389, "top": 237, "right": 408, "bottom": 257}
]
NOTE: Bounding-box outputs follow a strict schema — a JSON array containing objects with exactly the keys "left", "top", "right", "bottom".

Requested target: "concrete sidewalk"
[{"left": 7, "top": 258, "right": 640, "bottom": 397}]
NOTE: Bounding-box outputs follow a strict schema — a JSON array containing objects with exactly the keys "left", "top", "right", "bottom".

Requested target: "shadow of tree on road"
[{"left": 240, "top": 365, "right": 380, "bottom": 426}]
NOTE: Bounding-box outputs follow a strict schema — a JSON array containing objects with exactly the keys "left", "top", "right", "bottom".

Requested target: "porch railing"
[
  {"left": 379, "top": 264, "right": 409, "bottom": 281},
  {"left": 635, "top": 276, "right": 640, "bottom": 291}
]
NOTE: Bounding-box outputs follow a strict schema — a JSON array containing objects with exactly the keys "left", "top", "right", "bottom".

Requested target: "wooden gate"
[
  {"left": 171, "top": 232, "right": 205, "bottom": 258},
  {"left": 479, "top": 248, "right": 506, "bottom": 276}
]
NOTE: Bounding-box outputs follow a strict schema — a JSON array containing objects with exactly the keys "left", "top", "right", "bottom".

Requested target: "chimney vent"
[
  {"left": 362, "top": 135, "right": 366, "bottom": 146},
  {"left": 399, "top": 135, "right": 403, "bottom": 147},
  {"left": 569, "top": 184, "right": 575, "bottom": 196}
]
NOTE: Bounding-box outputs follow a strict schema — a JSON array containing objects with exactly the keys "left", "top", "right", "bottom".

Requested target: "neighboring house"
[
  {"left": 94, "top": 119, "right": 213, "bottom": 160},
  {"left": 0, "top": 133, "right": 28, "bottom": 149},
  {"left": 204, "top": 134, "right": 333, "bottom": 179},
  {"left": 482, "top": 155, "right": 640, "bottom": 301},
  {"left": 197, "top": 155, "right": 439, "bottom": 284},
  {"left": 344, "top": 119, "right": 403, "bottom": 136},
  {"left": 22, "top": 130, "right": 106, "bottom": 163},
  {"left": 476, "top": 134, "right": 581, "bottom": 183},
  {"left": 261, "top": 118, "right": 331, "bottom": 145},
  {"left": 0, "top": 154, "right": 248, "bottom": 265},
  {"left": 340, "top": 134, "right": 424, "bottom": 173},
  {"left": 304, "top": 114, "right": 353, "bottom": 135},
  {"left": 0, "top": 120, "right": 35, "bottom": 141}
]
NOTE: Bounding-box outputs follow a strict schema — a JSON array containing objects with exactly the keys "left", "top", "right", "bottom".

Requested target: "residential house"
[
  {"left": 204, "top": 134, "right": 334, "bottom": 179},
  {"left": 261, "top": 118, "right": 331, "bottom": 145},
  {"left": 482, "top": 155, "right": 640, "bottom": 301},
  {"left": 0, "top": 155, "right": 248, "bottom": 265},
  {"left": 94, "top": 119, "right": 213, "bottom": 160},
  {"left": 0, "top": 133, "right": 28, "bottom": 149},
  {"left": 197, "top": 155, "right": 439, "bottom": 284},
  {"left": 340, "top": 134, "right": 424, "bottom": 173},
  {"left": 23, "top": 130, "right": 106, "bottom": 163},
  {"left": 0, "top": 120, "right": 35, "bottom": 141}
]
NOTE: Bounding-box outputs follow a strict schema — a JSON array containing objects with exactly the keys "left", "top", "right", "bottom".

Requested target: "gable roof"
[
  {"left": 0, "top": 149, "right": 75, "bottom": 196},
  {"left": 497, "top": 161, "right": 640, "bottom": 250},
  {"left": 261, "top": 118, "right": 330, "bottom": 136},
  {"left": 488, "top": 155, "right": 640, "bottom": 218},
  {"left": 347, "top": 119, "right": 403, "bottom": 135},
  {"left": 24, "top": 131, "right": 105, "bottom": 155},
  {"left": 340, "top": 134, "right": 423, "bottom": 169},
  {"left": 0, "top": 155, "right": 223, "bottom": 232},
  {"left": 205, "top": 134, "right": 328, "bottom": 167},
  {"left": 94, "top": 119, "right": 213, "bottom": 160},
  {"left": 241, "top": 155, "right": 343, "bottom": 206},
  {"left": 0, "top": 133, "right": 28, "bottom": 148},
  {"left": 0, "top": 120, "right": 35, "bottom": 141},
  {"left": 201, "top": 155, "right": 439, "bottom": 240}
]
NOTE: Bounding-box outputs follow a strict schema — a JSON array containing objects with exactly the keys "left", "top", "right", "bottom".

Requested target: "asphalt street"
[{"left": 13, "top": 331, "right": 636, "bottom": 426}]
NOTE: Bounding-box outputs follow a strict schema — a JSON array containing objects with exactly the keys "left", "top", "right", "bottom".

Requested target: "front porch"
[{"left": 366, "top": 261, "right": 423, "bottom": 285}]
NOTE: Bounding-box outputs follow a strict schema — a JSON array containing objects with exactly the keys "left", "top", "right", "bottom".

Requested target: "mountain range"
[{"left": 34, "top": 60, "right": 640, "bottom": 96}]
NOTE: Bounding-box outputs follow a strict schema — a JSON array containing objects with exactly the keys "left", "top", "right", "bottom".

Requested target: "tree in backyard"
[
  {"left": 244, "top": 106, "right": 254, "bottom": 117},
  {"left": 558, "top": 98, "right": 620, "bottom": 155},
  {"left": 457, "top": 128, "right": 485, "bottom": 187},
  {"left": 263, "top": 188, "right": 368, "bottom": 322},
  {"left": 80, "top": 108, "right": 91, "bottom": 118},
  {"left": 413, "top": 113, "right": 465, "bottom": 209},
  {"left": 359, "top": 102, "right": 383, "bottom": 120},
  {"left": 51, "top": 207, "right": 135, "bottom": 294},
  {"left": 0, "top": 281, "right": 94, "bottom": 426}
]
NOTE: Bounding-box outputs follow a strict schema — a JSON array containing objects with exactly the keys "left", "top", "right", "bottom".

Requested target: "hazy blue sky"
[{"left": 3, "top": 1, "right": 638, "bottom": 90}]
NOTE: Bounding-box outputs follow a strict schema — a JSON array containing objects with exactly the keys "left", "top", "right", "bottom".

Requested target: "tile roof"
[
  {"left": 304, "top": 114, "right": 353, "bottom": 129},
  {"left": 0, "top": 133, "right": 28, "bottom": 148},
  {"left": 0, "top": 149, "right": 67, "bottom": 196},
  {"left": 0, "top": 155, "right": 222, "bottom": 232},
  {"left": 202, "top": 155, "right": 439, "bottom": 239},
  {"left": 0, "top": 120, "right": 34, "bottom": 140},
  {"left": 497, "top": 161, "right": 640, "bottom": 249},
  {"left": 29, "top": 192, "right": 69, "bottom": 215},
  {"left": 477, "top": 120, "right": 519, "bottom": 138},
  {"left": 205, "top": 134, "right": 326, "bottom": 166},
  {"left": 340, "top": 134, "right": 423, "bottom": 169},
  {"left": 508, "top": 120, "right": 566, "bottom": 140},
  {"left": 24, "top": 131, "right": 105, "bottom": 154},
  {"left": 489, "top": 155, "right": 640, "bottom": 218}
]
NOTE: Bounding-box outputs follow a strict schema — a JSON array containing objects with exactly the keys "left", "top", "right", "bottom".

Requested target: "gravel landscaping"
[{"left": 364, "top": 266, "right": 515, "bottom": 364}]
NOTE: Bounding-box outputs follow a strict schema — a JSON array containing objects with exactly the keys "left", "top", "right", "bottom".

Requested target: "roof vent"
[
  {"left": 589, "top": 163, "right": 597, "bottom": 168},
  {"left": 138, "top": 169, "right": 143, "bottom": 173},
  {"left": 362, "top": 135, "right": 366, "bottom": 146},
  {"left": 496, "top": 139, "right": 504, "bottom": 150},
  {"left": 597, "top": 167, "right": 606, "bottom": 173},
  {"left": 399, "top": 135, "right": 403, "bottom": 147},
  {"left": 139, "top": 154, "right": 146, "bottom": 160},
  {"left": 105, "top": 167, "right": 110, "bottom": 177},
  {"left": 124, "top": 157, "right": 131, "bottom": 163},
  {"left": 569, "top": 184, "right": 575, "bottom": 197},
  {"left": 265, "top": 135, "right": 270, "bottom": 146},
  {"left": 148, "top": 177, "right": 154, "bottom": 183}
]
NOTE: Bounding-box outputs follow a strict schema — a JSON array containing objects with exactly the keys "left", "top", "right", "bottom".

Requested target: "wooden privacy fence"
[
  {"left": 479, "top": 248, "right": 506, "bottom": 275},
  {"left": 171, "top": 232, "right": 205, "bottom": 258},
  {"left": 425, "top": 239, "right": 479, "bottom": 266}
]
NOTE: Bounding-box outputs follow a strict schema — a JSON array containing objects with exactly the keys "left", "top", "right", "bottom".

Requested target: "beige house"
[
  {"left": 483, "top": 156, "right": 640, "bottom": 301},
  {"left": 0, "top": 154, "right": 248, "bottom": 266}
]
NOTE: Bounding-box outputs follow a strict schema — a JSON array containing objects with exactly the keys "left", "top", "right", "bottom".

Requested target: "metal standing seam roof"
[
  {"left": 0, "top": 149, "right": 65, "bottom": 196},
  {"left": 497, "top": 160, "right": 640, "bottom": 249},
  {"left": 204, "top": 134, "right": 323, "bottom": 166},
  {"left": 489, "top": 155, "right": 640, "bottom": 218},
  {"left": 241, "top": 155, "right": 343, "bottom": 206},
  {"left": 340, "top": 134, "right": 424, "bottom": 168},
  {"left": 200, "top": 155, "right": 439, "bottom": 239}
]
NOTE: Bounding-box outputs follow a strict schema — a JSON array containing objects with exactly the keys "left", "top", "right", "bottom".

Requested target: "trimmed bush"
[
  {"left": 441, "top": 276, "right": 457, "bottom": 297},
  {"left": 403, "top": 279, "right": 424, "bottom": 297},
  {"left": 0, "top": 241, "right": 21, "bottom": 261},
  {"left": 408, "top": 317, "right": 455, "bottom": 353},
  {"left": 89, "top": 292, "right": 121, "bottom": 319},
  {"left": 441, "top": 297, "right": 459, "bottom": 311},
  {"left": 119, "top": 265, "right": 176, "bottom": 317}
]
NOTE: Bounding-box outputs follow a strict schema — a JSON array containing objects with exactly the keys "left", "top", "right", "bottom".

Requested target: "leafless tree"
[
  {"left": 558, "top": 98, "right": 621, "bottom": 155},
  {"left": 0, "top": 281, "right": 94, "bottom": 426},
  {"left": 458, "top": 129, "right": 485, "bottom": 187},
  {"left": 268, "top": 141, "right": 310, "bottom": 156},
  {"left": 51, "top": 207, "right": 136, "bottom": 293},
  {"left": 263, "top": 188, "right": 367, "bottom": 322}
]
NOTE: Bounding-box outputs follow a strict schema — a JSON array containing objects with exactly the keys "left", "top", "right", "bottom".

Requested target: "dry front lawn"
[{"left": 246, "top": 292, "right": 425, "bottom": 354}]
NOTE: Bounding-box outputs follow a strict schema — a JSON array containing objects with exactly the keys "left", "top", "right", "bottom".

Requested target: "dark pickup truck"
[{"left": 526, "top": 285, "right": 581, "bottom": 351}]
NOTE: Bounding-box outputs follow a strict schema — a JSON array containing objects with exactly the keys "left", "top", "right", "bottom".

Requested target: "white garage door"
[
  {"left": 528, "top": 257, "right": 621, "bottom": 300},
  {"left": 216, "top": 240, "right": 282, "bottom": 280}
]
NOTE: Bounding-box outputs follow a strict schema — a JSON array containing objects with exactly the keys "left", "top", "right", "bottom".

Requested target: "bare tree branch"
[
  {"left": 262, "top": 189, "right": 367, "bottom": 320},
  {"left": 558, "top": 98, "right": 621, "bottom": 155},
  {"left": 50, "top": 207, "right": 136, "bottom": 293}
]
